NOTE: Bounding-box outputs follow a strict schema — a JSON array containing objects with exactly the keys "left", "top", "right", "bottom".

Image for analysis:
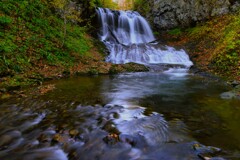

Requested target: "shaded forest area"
[
  {"left": 0, "top": 0, "right": 93, "bottom": 86},
  {"left": 0, "top": 0, "right": 240, "bottom": 93},
  {"left": 134, "top": 0, "right": 240, "bottom": 80},
  {"left": 162, "top": 10, "right": 240, "bottom": 80},
  {"left": 0, "top": 0, "right": 138, "bottom": 91}
]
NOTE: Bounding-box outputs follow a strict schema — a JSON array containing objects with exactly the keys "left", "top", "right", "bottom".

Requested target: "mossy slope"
[{"left": 162, "top": 10, "right": 240, "bottom": 80}]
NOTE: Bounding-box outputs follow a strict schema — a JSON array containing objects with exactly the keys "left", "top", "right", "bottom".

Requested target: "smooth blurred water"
[
  {"left": 1, "top": 71, "right": 240, "bottom": 159},
  {"left": 96, "top": 8, "right": 193, "bottom": 67}
]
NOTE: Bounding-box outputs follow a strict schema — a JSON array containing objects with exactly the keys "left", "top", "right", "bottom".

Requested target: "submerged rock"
[
  {"left": 228, "top": 80, "right": 240, "bottom": 87},
  {"left": 220, "top": 84, "right": 240, "bottom": 99},
  {"left": 220, "top": 91, "right": 238, "bottom": 99},
  {"left": 0, "top": 130, "right": 22, "bottom": 147},
  {"left": 109, "top": 63, "right": 149, "bottom": 74},
  {"left": 193, "top": 143, "right": 221, "bottom": 154}
]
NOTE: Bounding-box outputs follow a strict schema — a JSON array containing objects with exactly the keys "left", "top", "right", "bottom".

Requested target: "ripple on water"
[
  {"left": 117, "top": 113, "right": 169, "bottom": 146},
  {"left": 0, "top": 71, "right": 237, "bottom": 160},
  {"left": 1, "top": 147, "right": 68, "bottom": 160}
]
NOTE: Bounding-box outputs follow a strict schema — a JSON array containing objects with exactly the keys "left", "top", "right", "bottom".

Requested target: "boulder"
[
  {"left": 143, "top": 0, "right": 232, "bottom": 29},
  {"left": 220, "top": 84, "right": 240, "bottom": 99}
]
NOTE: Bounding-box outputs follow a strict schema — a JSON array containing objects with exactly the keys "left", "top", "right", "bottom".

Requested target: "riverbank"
[
  {"left": 158, "top": 11, "right": 240, "bottom": 82},
  {"left": 0, "top": 44, "right": 148, "bottom": 97},
  {"left": 1, "top": 0, "right": 239, "bottom": 99},
  {"left": 0, "top": 0, "right": 148, "bottom": 98}
]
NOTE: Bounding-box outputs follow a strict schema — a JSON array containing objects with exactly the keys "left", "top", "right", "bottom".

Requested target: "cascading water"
[{"left": 96, "top": 8, "right": 193, "bottom": 67}]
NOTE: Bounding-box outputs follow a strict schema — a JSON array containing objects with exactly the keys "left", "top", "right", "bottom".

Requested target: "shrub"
[{"left": 0, "top": 16, "right": 12, "bottom": 26}]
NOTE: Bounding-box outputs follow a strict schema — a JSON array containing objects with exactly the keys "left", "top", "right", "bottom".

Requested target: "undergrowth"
[
  {"left": 0, "top": 0, "right": 92, "bottom": 76},
  {"left": 191, "top": 11, "right": 240, "bottom": 77},
  {"left": 166, "top": 10, "right": 240, "bottom": 79}
]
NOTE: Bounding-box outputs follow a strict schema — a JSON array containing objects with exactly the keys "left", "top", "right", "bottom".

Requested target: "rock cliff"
[{"left": 137, "top": 0, "right": 239, "bottom": 29}]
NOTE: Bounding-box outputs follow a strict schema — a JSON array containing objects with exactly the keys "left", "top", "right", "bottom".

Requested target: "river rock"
[
  {"left": 228, "top": 80, "right": 240, "bottom": 87},
  {"left": 220, "top": 84, "right": 240, "bottom": 99},
  {"left": 142, "top": 0, "right": 232, "bottom": 29},
  {"left": 198, "top": 154, "right": 226, "bottom": 160},
  {"left": 193, "top": 143, "right": 221, "bottom": 154},
  {"left": 0, "top": 130, "right": 22, "bottom": 147},
  {"left": 220, "top": 91, "right": 237, "bottom": 99},
  {"left": 69, "top": 129, "right": 79, "bottom": 137}
]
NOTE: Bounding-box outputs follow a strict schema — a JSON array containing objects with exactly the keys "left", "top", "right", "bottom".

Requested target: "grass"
[
  {"left": 0, "top": 0, "right": 92, "bottom": 76},
  {"left": 161, "top": 9, "right": 240, "bottom": 80},
  {"left": 168, "top": 28, "right": 183, "bottom": 35},
  {"left": 186, "top": 10, "right": 240, "bottom": 79}
]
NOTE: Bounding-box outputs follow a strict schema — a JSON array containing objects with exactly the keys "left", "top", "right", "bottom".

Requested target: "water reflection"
[
  {"left": 101, "top": 70, "right": 191, "bottom": 105},
  {"left": 1, "top": 71, "right": 240, "bottom": 159}
]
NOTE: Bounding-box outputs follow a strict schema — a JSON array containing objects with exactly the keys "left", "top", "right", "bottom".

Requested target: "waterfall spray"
[{"left": 96, "top": 8, "right": 193, "bottom": 68}]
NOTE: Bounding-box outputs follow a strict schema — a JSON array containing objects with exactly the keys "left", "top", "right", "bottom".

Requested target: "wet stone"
[
  {"left": 119, "top": 134, "right": 136, "bottom": 146},
  {"left": 103, "top": 133, "right": 120, "bottom": 145},
  {"left": 0, "top": 130, "right": 22, "bottom": 147},
  {"left": 38, "top": 134, "right": 53, "bottom": 143},
  {"left": 20, "top": 140, "right": 40, "bottom": 150},
  {"left": 220, "top": 91, "right": 236, "bottom": 99},
  {"left": 1, "top": 70, "right": 240, "bottom": 159},
  {"left": 235, "top": 84, "right": 240, "bottom": 90},
  {"left": 193, "top": 143, "right": 221, "bottom": 154},
  {"left": 52, "top": 133, "right": 74, "bottom": 145},
  {"left": 229, "top": 80, "right": 240, "bottom": 87},
  {"left": 108, "top": 112, "right": 120, "bottom": 119},
  {"left": 209, "top": 158, "right": 226, "bottom": 160},
  {"left": 198, "top": 154, "right": 226, "bottom": 160},
  {"left": 97, "top": 117, "right": 108, "bottom": 127},
  {"left": 69, "top": 129, "right": 79, "bottom": 137},
  {"left": 102, "top": 121, "right": 120, "bottom": 134}
]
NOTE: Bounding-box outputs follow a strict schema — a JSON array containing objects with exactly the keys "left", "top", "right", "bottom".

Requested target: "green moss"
[
  {"left": 168, "top": 28, "right": 182, "bottom": 35},
  {"left": 0, "top": 15, "right": 12, "bottom": 26},
  {"left": 151, "top": 6, "right": 239, "bottom": 80},
  {"left": 0, "top": 0, "right": 94, "bottom": 76},
  {"left": 134, "top": 0, "right": 151, "bottom": 16},
  {"left": 211, "top": 12, "right": 240, "bottom": 74}
]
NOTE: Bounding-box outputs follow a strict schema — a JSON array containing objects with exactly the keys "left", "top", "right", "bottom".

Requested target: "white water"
[{"left": 96, "top": 8, "right": 193, "bottom": 67}]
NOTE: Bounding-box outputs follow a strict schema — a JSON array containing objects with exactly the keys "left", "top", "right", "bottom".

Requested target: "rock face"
[{"left": 144, "top": 0, "right": 232, "bottom": 29}]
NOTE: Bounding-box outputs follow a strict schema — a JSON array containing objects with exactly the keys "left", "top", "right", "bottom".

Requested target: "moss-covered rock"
[{"left": 109, "top": 63, "right": 149, "bottom": 74}]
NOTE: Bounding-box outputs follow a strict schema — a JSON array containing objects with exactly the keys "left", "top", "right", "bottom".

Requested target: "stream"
[
  {"left": 1, "top": 71, "right": 240, "bottom": 159},
  {"left": 0, "top": 7, "right": 240, "bottom": 160}
]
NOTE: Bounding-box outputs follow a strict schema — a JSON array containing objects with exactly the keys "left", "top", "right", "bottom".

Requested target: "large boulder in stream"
[{"left": 138, "top": 0, "right": 239, "bottom": 29}]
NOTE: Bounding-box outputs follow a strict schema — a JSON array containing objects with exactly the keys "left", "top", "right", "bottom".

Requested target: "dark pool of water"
[{"left": 1, "top": 69, "right": 240, "bottom": 160}]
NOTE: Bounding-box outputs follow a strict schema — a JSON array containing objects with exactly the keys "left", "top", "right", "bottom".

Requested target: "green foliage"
[
  {"left": 0, "top": 0, "right": 92, "bottom": 75},
  {"left": 65, "top": 36, "right": 89, "bottom": 54},
  {"left": 85, "top": 0, "right": 118, "bottom": 9},
  {"left": 134, "top": 0, "right": 151, "bottom": 15},
  {"left": 0, "top": 0, "right": 17, "bottom": 15},
  {"left": 214, "top": 52, "right": 239, "bottom": 71},
  {"left": 168, "top": 28, "right": 182, "bottom": 35},
  {"left": 0, "top": 39, "right": 17, "bottom": 53},
  {"left": 100, "top": 0, "right": 118, "bottom": 9},
  {"left": 212, "top": 12, "right": 240, "bottom": 73},
  {"left": 186, "top": 11, "right": 240, "bottom": 77},
  {"left": 77, "top": 0, "right": 117, "bottom": 10},
  {"left": 0, "top": 16, "right": 12, "bottom": 26},
  {"left": 153, "top": 31, "right": 160, "bottom": 37},
  {"left": 186, "top": 24, "right": 212, "bottom": 39}
]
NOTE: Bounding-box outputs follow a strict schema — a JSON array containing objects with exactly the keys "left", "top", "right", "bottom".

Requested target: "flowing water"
[
  {"left": 1, "top": 73, "right": 240, "bottom": 160},
  {"left": 96, "top": 8, "right": 193, "bottom": 67},
  {"left": 1, "top": 8, "right": 240, "bottom": 160}
]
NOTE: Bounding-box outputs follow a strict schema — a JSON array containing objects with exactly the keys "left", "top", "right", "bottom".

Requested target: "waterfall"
[{"left": 96, "top": 8, "right": 193, "bottom": 68}]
